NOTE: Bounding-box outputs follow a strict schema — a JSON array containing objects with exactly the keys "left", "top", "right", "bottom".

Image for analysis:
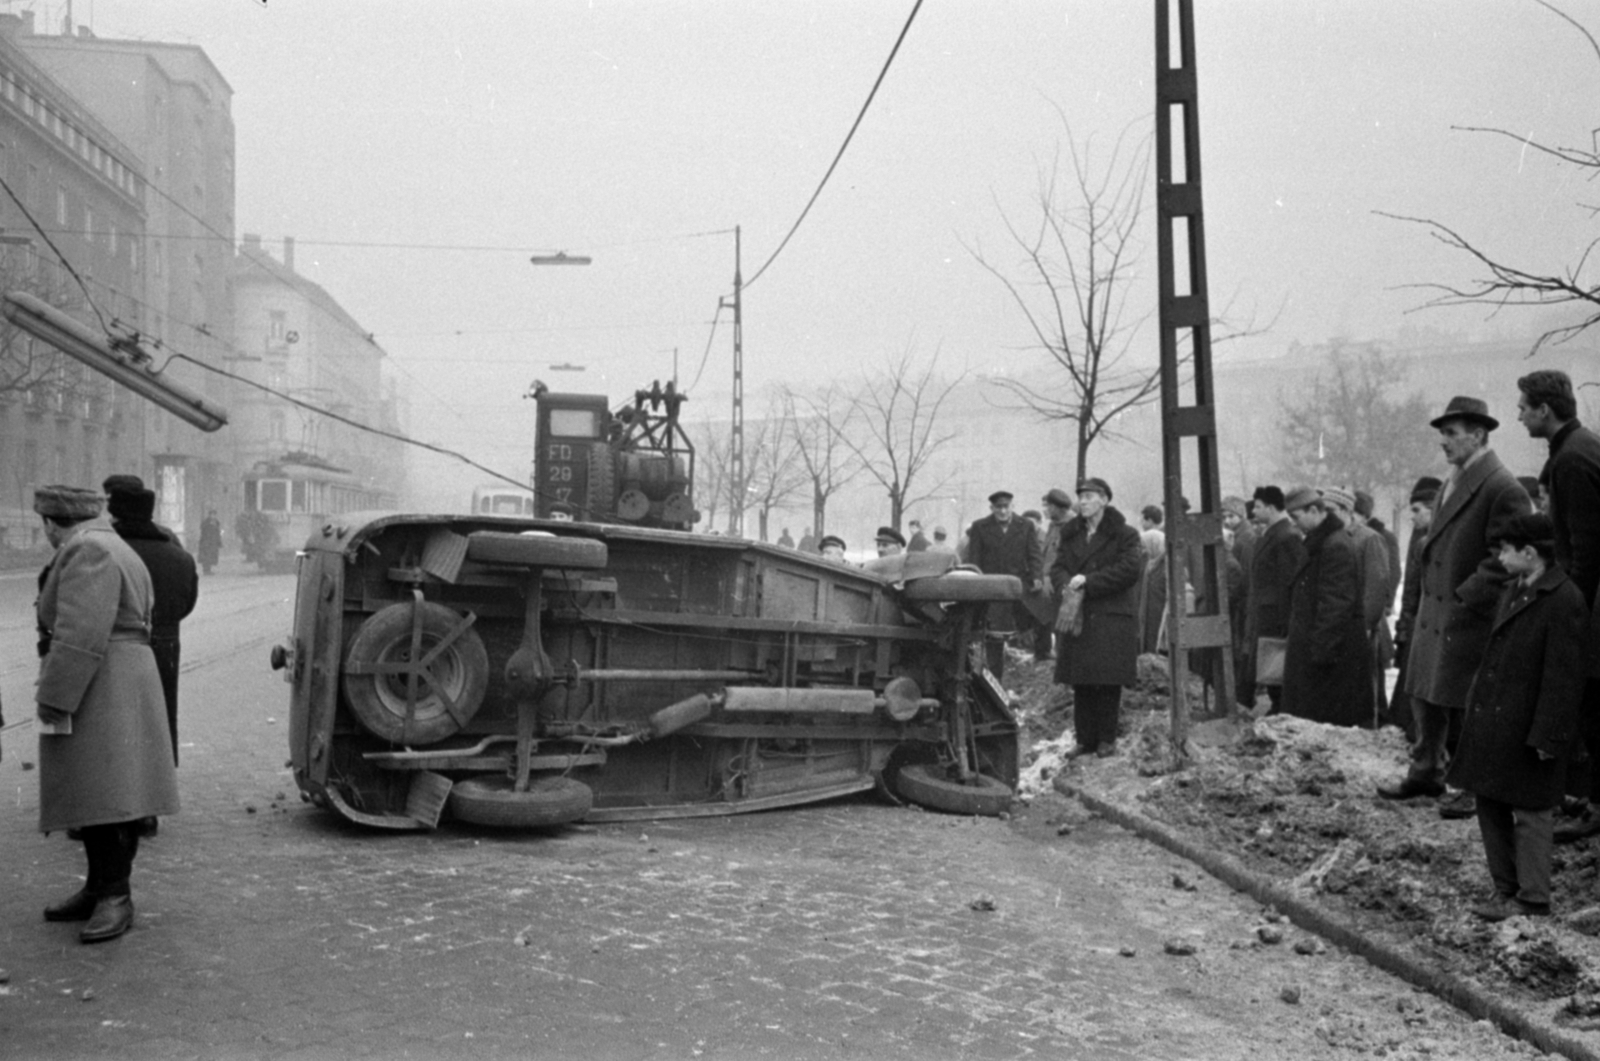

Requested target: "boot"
[
  {"left": 80, "top": 896, "right": 134, "bottom": 943},
  {"left": 44, "top": 886, "right": 99, "bottom": 922}
]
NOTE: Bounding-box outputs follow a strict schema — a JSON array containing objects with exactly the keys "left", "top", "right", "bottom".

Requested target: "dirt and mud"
[{"left": 1008, "top": 649, "right": 1600, "bottom": 1055}]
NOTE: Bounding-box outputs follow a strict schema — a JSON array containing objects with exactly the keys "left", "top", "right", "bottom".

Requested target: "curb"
[{"left": 1075, "top": 786, "right": 1600, "bottom": 1061}]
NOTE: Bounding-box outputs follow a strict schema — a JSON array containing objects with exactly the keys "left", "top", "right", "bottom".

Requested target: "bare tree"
[
  {"left": 779, "top": 380, "right": 864, "bottom": 538},
  {"left": 0, "top": 261, "right": 75, "bottom": 398},
  {"left": 1274, "top": 342, "right": 1437, "bottom": 514},
  {"left": 840, "top": 348, "right": 963, "bottom": 529},
  {"left": 970, "top": 121, "right": 1158, "bottom": 485},
  {"left": 743, "top": 394, "right": 810, "bottom": 542},
  {"left": 1382, "top": 1, "right": 1600, "bottom": 353},
  {"left": 688, "top": 421, "right": 733, "bottom": 533}
]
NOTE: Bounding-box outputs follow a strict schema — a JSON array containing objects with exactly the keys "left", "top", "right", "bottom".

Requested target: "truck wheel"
[
  {"left": 895, "top": 764, "right": 1013, "bottom": 817},
  {"left": 343, "top": 601, "right": 489, "bottom": 744},
  {"left": 449, "top": 775, "right": 594, "bottom": 827},
  {"left": 465, "top": 531, "right": 607, "bottom": 569}
]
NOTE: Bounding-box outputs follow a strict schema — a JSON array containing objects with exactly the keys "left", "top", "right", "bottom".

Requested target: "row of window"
[
  {"left": 1, "top": 66, "right": 139, "bottom": 198},
  {"left": 245, "top": 477, "right": 385, "bottom": 516}
]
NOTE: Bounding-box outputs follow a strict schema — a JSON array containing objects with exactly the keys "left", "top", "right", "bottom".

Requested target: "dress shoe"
[
  {"left": 80, "top": 896, "right": 133, "bottom": 943},
  {"left": 1438, "top": 790, "right": 1477, "bottom": 820},
  {"left": 1095, "top": 741, "right": 1117, "bottom": 759},
  {"left": 1555, "top": 807, "right": 1600, "bottom": 843},
  {"left": 43, "top": 887, "right": 98, "bottom": 922},
  {"left": 1377, "top": 776, "right": 1445, "bottom": 800},
  {"left": 1472, "top": 894, "right": 1549, "bottom": 922}
]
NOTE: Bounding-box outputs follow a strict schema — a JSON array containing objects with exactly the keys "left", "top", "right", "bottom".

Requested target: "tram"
[{"left": 241, "top": 453, "right": 396, "bottom": 570}]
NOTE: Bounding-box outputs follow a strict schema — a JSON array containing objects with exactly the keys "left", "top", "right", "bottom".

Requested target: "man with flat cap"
[
  {"left": 875, "top": 526, "right": 906, "bottom": 558},
  {"left": 104, "top": 475, "right": 198, "bottom": 769},
  {"left": 819, "top": 534, "right": 847, "bottom": 562},
  {"left": 1381, "top": 396, "right": 1531, "bottom": 813},
  {"left": 33, "top": 485, "right": 179, "bottom": 943},
  {"left": 965, "top": 489, "right": 1044, "bottom": 680}
]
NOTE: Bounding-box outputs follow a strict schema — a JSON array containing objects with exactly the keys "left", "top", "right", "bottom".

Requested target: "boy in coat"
[{"left": 1446, "top": 513, "right": 1587, "bottom": 921}]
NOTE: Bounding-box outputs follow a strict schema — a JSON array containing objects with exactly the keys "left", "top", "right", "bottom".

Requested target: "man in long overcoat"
[
  {"left": 965, "top": 490, "right": 1043, "bottom": 680},
  {"left": 107, "top": 484, "right": 198, "bottom": 766},
  {"left": 1245, "top": 486, "right": 1306, "bottom": 713},
  {"left": 35, "top": 485, "right": 179, "bottom": 943},
  {"left": 1517, "top": 370, "right": 1600, "bottom": 840},
  {"left": 1446, "top": 513, "right": 1586, "bottom": 918},
  {"left": 1281, "top": 488, "right": 1371, "bottom": 727},
  {"left": 1387, "top": 475, "right": 1442, "bottom": 736},
  {"left": 1381, "top": 396, "right": 1531, "bottom": 804},
  {"left": 1050, "top": 477, "right": 1145, "bottom": 757}
]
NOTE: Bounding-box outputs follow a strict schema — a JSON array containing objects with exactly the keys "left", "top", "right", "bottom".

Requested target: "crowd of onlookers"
[{"left": 783, "top": 369, "right": 1598, "bottom": 924}]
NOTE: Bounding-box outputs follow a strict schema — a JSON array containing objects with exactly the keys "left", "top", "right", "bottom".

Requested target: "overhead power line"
[{"left": 744, "top": 0, "right": 925, "bottom": 291}]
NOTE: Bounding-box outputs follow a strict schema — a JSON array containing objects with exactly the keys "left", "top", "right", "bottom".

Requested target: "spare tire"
[
  {"left": 900, "top": 573, "right": 1023, "bottom": 603},
  {"left": 895, "top": 764, "right": 1013, "bottom": 817},
  {"left": 449, "top": 775, "right": 594, "bottom": 827},
  {"left": 465, "top": 531, "right": 607, "bottom": 569},
  {"left": 343, "top": 601, "right": 489, "bottom": 744}
]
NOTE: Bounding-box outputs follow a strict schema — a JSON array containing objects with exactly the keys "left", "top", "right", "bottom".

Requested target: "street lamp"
[{"left": 529, "top": 252, "right": 592, "bottom": 266}]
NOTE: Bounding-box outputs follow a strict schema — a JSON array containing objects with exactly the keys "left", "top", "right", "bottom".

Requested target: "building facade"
[
  {"left": 14, "top": 17, "right": 237, "bottom": 543},
  {"left": 0, "top": 15, "right": 145, "bottom": 548}
]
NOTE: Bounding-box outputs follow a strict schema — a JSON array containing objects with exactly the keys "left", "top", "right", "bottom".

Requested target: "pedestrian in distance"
[
  {"left": 1223, "top": 496, "right": 1257, "bottom": 710},
  {"left": 926, "top": 526, "right": 955, "bottom": 556},
  {"left": 1380, "top": 396, "right": 1531, "bottom": 817},
  {"left": 1281, "top": 486, "right": 1372, "bottom": 728},
  {"left": 1447, "top": 513, "right": 1587, "bottom": 921},
  {"left": 1515, "top": 369, "right": 1600, "bottom": 842},
  {"left": 777, "top": 527, "right": 795, "bottom": 549},
  {"left": 198, "top": 509, "right": 223, "bottom": 574},
  {"left": 34, "top": 485, "right": 179, "bottom": 944},
  {"left": 965, "top": 490, "right": 1044, "bottom": 681},
  {"left": 906, "top": 519, "right": 930, "bottom": 553},
  {"left": 1318, "top": 486, "right": 1389, "bottom": 726},
  {"left": 1050, "top": 477, "right": 1144, "bottom": 759},
  {"left": 106, "top": 482, "right": 198, "bottom": 770},
  {"left": 797, "top": 527, "right": 817, "bottom": 554}
]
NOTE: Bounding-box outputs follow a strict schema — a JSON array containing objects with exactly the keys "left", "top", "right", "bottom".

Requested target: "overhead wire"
[
  {"left": 0, "top": 173, "right": 117, "bottom": 336},
  {"left": 685, "top": 299, "right": 724, "bottom": 394},
  {"left": 743, "top": 0, "right": 925, "bottom": 291}
]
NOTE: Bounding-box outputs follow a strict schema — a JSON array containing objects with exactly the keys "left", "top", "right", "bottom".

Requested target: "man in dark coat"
[
  {"left": 1245, "top": 486, "right": 1306, "bottom": 714},
  {"left": 1381, "top": 396, "right": 1531, "bottom": 806},
  {"left": 1050, "top": 478, "right": 1144, "bottom": 757},
  {"left": 1386, "top": 476, "right": 1442, "bottom": 736},
  {"left": 965, "top": 490, "right": 1043, "bottom": 681},
  {"left": 106, "top": 482, "right": 198, "bottom": 767},
  {"left": 1447, "top": 514, "right": 1586, "bottom": 920},
  {"left": 1517, "top": 370, "right": 1600, "bottom": 841},
  {"left": 1034, "top": 489, "right": 1075, "bottom": 663},
  {"left": 198, "top": 510, "right": 223, "bottom": 574},
  {"left": 906, "top": 520, "right": 930, "bottom": 553},
  {"left": 1281, "top": 487, "right": 1371, "bottom": 727},
  {"left": 1223, "top": 496, "right": 1257, "bottom": 709}
]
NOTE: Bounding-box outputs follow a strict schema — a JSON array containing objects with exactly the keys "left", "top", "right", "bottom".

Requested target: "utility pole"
[{"left": 720, "top": 226, "right": 745, "bottom": 537}]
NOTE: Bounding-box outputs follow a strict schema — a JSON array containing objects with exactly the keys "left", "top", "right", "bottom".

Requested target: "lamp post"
[{"left": 717, "top": 226, "right": 744, "bottom": 537}]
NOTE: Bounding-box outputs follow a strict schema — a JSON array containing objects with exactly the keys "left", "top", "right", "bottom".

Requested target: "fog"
[{"left": 62, "top": 0, "right": 1599, "bottom": 511}]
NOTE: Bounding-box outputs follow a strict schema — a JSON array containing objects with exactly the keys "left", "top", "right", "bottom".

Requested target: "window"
[
  {"left": 257, "top": 479, "right": 289, "bottom": 513},
  {"left": 108, "top": 226, "right": 117, "bottom": 256},
  {"left": 268, "top": 409, "right": 286, "bottom": 441},
  {"left": 129, "top": 238, "right": 139, "bottom": 273},
  {"left": 22, "top": 91, "right": 33, "bottom": 118},
  {"left": 55, "top": 185, "right": 66, "bottom": 225},
  {"left": 2, "top": 72, "right": 14, "bottom": 103},
  {"left": 83, "top": 206, "right": 93, "bottom": 242},
  {"left": 268, "top": 310, "right": 286, "bottom": 341}
]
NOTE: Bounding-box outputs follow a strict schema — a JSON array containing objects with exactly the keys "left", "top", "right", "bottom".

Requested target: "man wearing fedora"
[
  {"left": 965, "top": 489, "right": 1044, "bottom": 680},
  {"left": 1380, "top": 397, "right": 1531, "bottom": 812}
]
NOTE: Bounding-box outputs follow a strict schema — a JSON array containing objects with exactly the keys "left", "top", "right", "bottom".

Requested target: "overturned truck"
[{"left": 274, "top": 384, "right": 1022, "bottom": 829}]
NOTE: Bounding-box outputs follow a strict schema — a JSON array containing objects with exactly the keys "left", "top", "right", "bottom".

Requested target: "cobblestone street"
[{"left": 0, "top": 568, "right": 1534, "bottom": 1060}]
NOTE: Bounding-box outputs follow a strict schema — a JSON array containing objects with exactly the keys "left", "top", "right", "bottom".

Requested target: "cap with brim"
[
  {"left": 1319, "top": 486, "right": 1356, "bottom": 512},
  {"left": 1221, "top": 495, "right": 1247, "bottom": 517},
  {"left": 875, "top": 526, "right": 906, "bottom": 547},
  {"left": 1430, "top": 395, "right": 1499, "bottom": 431},
  {"left": 1493, "top": 512, "right": 1555, "bottom": 548},
  {"left": 1076, "top": 477, "right": 1113, "bottom": 501},
  {"left": 987, "top": 490, "right": 1013, "bottom": 505},
  {"left": 1043, "top": 487, "right": 1073, "bottom": 509},
  {"left": 1283, "top": 486, "right": 1320, "bottom": 513},
  {"left": 819, "top": 534, "right": 846, "bottom": 551},
  {"left": 102, "top": 473, "right": 145, "bottom": 496},
  {"left": 35, "top": 485, "right": 103, "bottom": 520}
]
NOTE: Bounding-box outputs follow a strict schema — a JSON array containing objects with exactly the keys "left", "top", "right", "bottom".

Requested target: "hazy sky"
[{"left": 48, "top": 0, "right": 1600, "bottom": 498}]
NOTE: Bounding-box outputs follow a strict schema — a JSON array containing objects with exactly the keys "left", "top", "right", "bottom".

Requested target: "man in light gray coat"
[{"left": 1379, "top": 397, "right": 1531, "bottom": 813}]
